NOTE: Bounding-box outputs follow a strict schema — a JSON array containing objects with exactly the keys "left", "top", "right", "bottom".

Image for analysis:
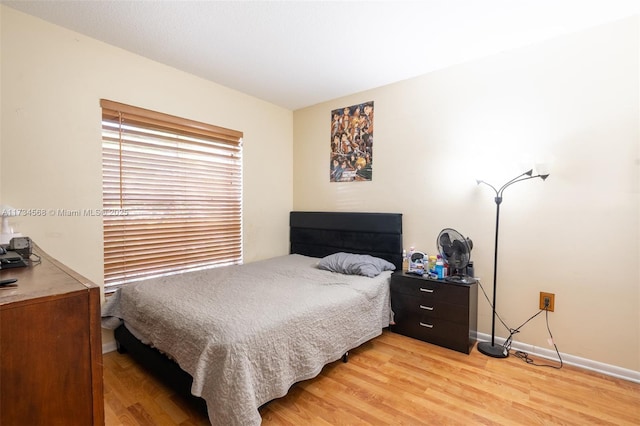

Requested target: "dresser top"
[
  {"left": 392, "top": 271, "right": 477, "bottom": 287},
  {"left": 0, "top": 243, "right": 97, "bottom": 306}
]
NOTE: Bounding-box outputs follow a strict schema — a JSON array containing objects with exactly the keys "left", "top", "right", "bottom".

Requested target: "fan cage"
[{"left": 437, "top": 228, "right": 473, "bottom": 277}]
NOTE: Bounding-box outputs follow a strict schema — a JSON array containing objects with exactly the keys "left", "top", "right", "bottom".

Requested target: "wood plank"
[{"left": 103, "top": 330, "right": 640, "bottom": 425}]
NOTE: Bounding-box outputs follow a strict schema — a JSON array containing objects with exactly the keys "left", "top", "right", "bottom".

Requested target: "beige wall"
[
  {"left": 2, "top": 6, "right": 639, "bottom": 372},
  {"left": 294, "top": 17, "right": 639, "bottom": 371},
  {"left": 0, "top": 6, "right": 293, "bottom": 289}
]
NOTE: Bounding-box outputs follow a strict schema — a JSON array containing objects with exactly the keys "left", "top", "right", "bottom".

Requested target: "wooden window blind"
[{"left": 100, "top": 99, "right": 243, "bottom": 290}]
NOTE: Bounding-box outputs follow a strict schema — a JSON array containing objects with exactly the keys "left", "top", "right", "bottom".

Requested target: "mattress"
[{"left": 102, "top": 253, "right": 392, "bottom": 425}]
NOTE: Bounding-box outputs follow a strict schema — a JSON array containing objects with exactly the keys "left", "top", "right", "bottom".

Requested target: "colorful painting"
[{"left": 330, "top": 101, "right": 373, "bottom": 182}]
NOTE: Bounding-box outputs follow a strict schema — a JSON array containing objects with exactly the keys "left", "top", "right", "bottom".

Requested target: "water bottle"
[
  {"left": 402, "top": 250, "right": 408, "bottom": 272},
  {"left": 435, "top": 255, "right": 445, "bottom": 279},
  {"left": 428, "top": 255, "right": 437, "bottom": 274}
]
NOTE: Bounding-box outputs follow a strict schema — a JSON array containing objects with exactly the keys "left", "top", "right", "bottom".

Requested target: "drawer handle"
[
  {"left": 419, "top": 305, "right": 434, "bottom": 311},
  {"left": 419, "top": 288, "right": 434, "bottom": 293},
  {"left": 419, "top": 322, "right": 434, "bottom": 328}
]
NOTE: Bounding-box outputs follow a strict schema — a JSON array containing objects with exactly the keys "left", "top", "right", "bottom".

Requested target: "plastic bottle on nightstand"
[
  {"left": 402, "top": 250, "right": 408, "bottom": 272},
  {"left": 428, "top": 255, "right": 437, "bottom": 274},
  {"left": 435, "top": 255, "right": 445, "bottom": 279}
]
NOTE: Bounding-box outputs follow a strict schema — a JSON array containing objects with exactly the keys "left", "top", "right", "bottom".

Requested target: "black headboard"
[{"left": 290, "top": 211, "right": 403, "bottom": 270}]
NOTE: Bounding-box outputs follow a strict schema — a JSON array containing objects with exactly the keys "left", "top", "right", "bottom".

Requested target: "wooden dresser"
[
  {"left": 390, "top": 271, "right": 478, "bottom": 354},
  {"left": 0, "top": 245, "right": 104, "bottom": 425}
]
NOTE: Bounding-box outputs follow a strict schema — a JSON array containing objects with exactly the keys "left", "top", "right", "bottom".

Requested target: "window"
[{"left": 100, "top": 99, "right": 243, "bottom": 291}]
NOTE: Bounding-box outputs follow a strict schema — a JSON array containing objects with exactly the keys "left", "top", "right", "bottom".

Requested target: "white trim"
[
  {"left": 102, "top": 340, "right": 117, "bottom": 354},
  {"left": 476, "top": 332, "right": 640, "bottom": 384}
]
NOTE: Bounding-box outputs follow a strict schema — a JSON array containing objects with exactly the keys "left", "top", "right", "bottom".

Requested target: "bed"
[{"left": 102, "top": 211, "right": 403, "bottom": 425}]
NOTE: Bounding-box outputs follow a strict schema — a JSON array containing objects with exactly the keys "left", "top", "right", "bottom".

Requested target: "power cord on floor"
[{"left": 477, "top": 279, "right": 563, "bottom": 369}]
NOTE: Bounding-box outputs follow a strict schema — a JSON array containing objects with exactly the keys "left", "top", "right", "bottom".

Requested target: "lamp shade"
[
  {"left": 0, "top": 205, "right": 17, "bottom": 234},
  {"left": 0, "top": 205, "right": 20, "bottom": 244},
  {"left": 1, "top": 216, "right": 9, "bottom": 235}
]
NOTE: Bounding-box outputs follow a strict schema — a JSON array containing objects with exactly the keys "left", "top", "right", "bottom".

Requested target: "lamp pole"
[{"left": 476, "top": 169, "right": 549, "bottom": 358}]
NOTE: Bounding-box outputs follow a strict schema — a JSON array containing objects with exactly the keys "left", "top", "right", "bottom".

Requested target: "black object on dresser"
[{"left": 390, "top": 271, "right": 478, "bottom": 354}]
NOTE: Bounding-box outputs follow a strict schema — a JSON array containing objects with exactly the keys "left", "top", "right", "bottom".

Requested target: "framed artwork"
[{"left": 330, "top": 101, "right": 373, "bottom": 182}]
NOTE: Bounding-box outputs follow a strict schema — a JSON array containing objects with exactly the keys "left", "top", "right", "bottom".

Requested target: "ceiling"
[{"left": 3, "top": 0, "right": 639, "bottom": 110}]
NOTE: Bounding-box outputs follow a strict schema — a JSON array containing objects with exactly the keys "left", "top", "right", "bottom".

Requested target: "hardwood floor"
[{"left": 103, "top": 330, "right": 640, "bottom": 425}]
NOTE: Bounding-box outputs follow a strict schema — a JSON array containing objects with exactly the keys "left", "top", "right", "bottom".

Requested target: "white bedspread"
[{"left": 102, "top": 254, "right": 392, "bottom": 425}]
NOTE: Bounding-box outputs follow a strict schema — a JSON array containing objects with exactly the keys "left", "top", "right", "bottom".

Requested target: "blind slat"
[{"left": 101, "top": 99, "right": 243, "bottom": 289}]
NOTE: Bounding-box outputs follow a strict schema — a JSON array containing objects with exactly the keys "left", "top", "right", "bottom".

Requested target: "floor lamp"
[{"left": 476, "top": 169, "right": 549, "bottom": 358}]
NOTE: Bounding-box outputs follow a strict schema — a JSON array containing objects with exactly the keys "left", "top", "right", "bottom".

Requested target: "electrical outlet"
[{"left": 539, "top": 292, "right": 555, "bottom": 312}]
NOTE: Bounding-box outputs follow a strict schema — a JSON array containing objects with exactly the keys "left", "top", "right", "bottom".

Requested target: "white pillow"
[{"left": 317, "top": 252, "right": 396, "bottom": 277}]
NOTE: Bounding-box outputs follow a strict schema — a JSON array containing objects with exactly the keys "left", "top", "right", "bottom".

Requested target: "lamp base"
[{"left": 477, "top": 341, "right": 509, "bottom": 358}]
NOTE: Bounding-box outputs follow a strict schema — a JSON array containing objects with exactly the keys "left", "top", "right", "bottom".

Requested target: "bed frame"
[{"left": 114, "top": 211, "right": 402, "bottom": 414}]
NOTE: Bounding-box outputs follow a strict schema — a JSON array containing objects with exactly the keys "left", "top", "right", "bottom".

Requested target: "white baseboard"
[
  {"left": 103, "top": 340, "right": 117, "bottom": 354},
  {"left": 477, "top": 332, "right": 640, "bottom": 384}
]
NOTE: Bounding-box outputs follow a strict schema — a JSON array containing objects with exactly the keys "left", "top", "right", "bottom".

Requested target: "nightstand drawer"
[
  {"left": 390, "top": 315, "right": 471, "bottom": 354},
  {"left": 391, "top": 275, "right": 467, "bottom": 305},
  {"left": 391, "top": 292, "right": 467, "bottom": 324}
]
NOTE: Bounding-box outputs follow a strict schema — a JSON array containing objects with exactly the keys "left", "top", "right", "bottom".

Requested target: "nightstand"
[{"left": 390, "top": 271, "right": 478, "bottom": 354}]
